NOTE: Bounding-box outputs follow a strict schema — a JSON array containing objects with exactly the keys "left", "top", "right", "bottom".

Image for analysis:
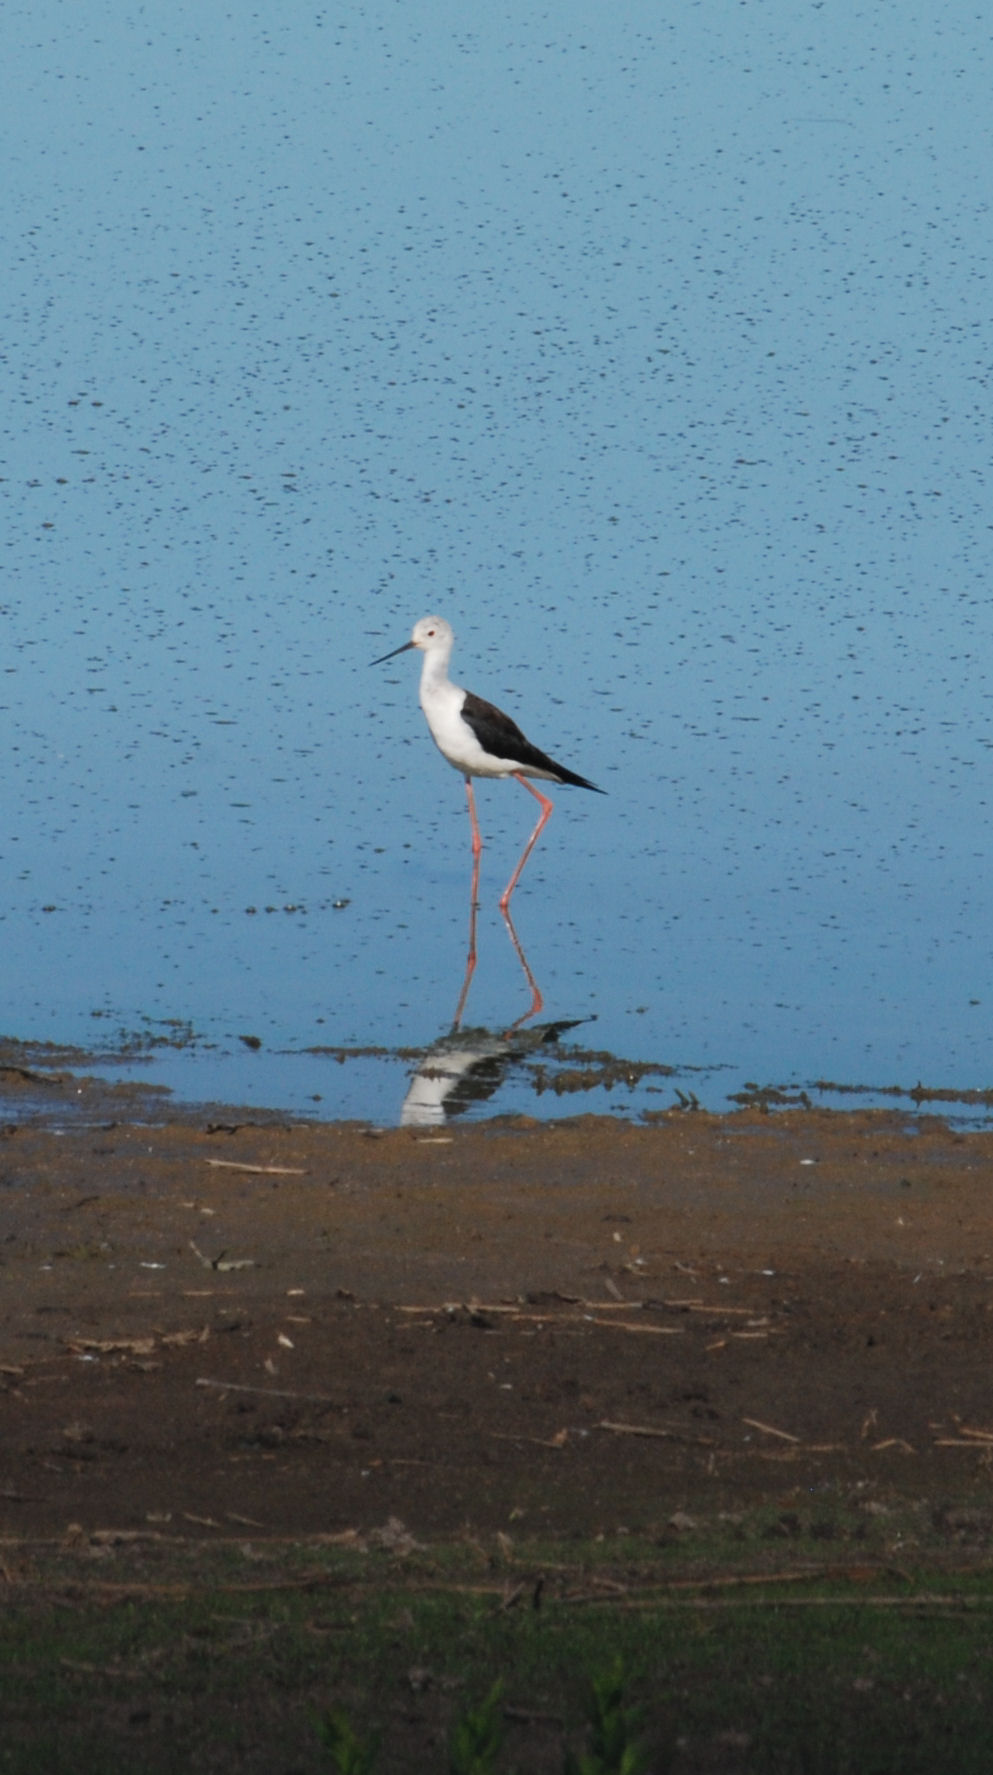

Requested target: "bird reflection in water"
[
  {"left": 401, "top": 846, "right": 583, "bottom": 1125},
  {"left": 401, "top": 1017, "right": 583, "bottom": 1126}
]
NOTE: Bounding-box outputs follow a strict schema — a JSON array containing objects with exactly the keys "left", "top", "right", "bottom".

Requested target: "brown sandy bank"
[{"left": 1, "top": 1103, "right": 992, "bottom": 1544}]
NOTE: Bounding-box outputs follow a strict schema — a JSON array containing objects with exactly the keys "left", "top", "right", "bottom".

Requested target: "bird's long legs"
[
  {"left": 499, "top": 774, "right": 555, "bottom": 911},
  {"left": 465, "top": 777, "right": 483, "bottom": 862}
]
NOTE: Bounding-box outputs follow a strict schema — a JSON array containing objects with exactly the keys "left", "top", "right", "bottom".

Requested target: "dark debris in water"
[
  {"left": 84, "top": 1014, "right": 207, "bottom": 1058},
  {"left": 729, "top": 1084, "right": 814, "bottom": 1112},
  {"left": 530, "top": 1057, "right": 677, "bottom": 1097},
  {"left": 812, "top": 1078, "right": 993, "bottom": 1109}
]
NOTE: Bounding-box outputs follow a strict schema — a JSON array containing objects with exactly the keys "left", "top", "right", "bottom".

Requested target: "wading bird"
[{"left": 372, "top": 614, "right": 604, "bottom": 911}]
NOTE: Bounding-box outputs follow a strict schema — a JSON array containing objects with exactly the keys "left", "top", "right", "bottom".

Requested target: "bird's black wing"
[{"left": 461, "top": 691, "right": 604, "bottom": 792}]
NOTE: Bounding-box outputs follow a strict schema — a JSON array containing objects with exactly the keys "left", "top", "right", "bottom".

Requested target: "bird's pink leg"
[
  {"left": 465, "top": 777, "right": 483, "bottom": 862},
  {"left": 500, "top": 902, "right": 544, "bottom": 1032},
  {"left": 498, "top": 775, "right": 554, "bottom": 911},
  {"left": 452, "top": 779, "right": 482, "bottom": 1028}
]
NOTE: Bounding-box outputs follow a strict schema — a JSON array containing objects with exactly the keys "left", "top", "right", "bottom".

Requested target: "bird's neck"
[{"left": 419, "top": 645, "right": 455, "bottom": 703}]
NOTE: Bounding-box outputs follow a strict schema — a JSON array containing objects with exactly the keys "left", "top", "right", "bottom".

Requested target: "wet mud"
[{"left": 2, "top": 1095, "right": 992, "bottom": 1543}]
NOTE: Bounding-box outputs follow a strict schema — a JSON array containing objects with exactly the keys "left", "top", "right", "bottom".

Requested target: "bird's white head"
[
  {"left": 370, "top": 614, "right": 454, "bottom": 668},
  {"left": 410, "top": 614, "right": 453, "bottom": 652}
]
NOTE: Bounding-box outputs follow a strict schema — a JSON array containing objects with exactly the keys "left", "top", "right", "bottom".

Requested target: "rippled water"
[{"left": 3, "top": 2, "right": 991, "bottom": 1122}]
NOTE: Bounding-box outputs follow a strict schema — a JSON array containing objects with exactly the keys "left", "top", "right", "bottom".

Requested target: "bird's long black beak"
[{"left": 370, "top": 638, "right": 415, "bottom": 667}]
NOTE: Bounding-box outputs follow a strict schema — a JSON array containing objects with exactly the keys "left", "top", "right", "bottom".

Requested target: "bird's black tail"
[{"left": 551, "top": 764, "right": 606, "bottom": 793}]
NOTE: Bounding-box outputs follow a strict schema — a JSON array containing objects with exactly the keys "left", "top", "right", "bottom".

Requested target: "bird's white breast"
[{"left": 419, "top": 681, "right": 508, "bottom": 777}]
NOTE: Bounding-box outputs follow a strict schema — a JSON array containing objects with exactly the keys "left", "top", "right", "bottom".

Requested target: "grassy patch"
[{"left": 1, "top": 1512, "right": 993, "bottom": 1772}]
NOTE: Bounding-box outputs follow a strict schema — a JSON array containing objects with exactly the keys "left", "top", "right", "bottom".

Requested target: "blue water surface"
[{"left": 2, "top": 1, "right": 991, "bottom": 1122}]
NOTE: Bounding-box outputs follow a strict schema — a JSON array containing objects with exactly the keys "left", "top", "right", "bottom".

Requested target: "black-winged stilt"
[{"left": 372, "top": 615, "right": 605, "bottom": 911}]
